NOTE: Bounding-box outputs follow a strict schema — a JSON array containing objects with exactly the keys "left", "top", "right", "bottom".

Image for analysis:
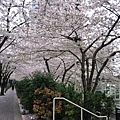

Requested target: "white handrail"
[{"left": 53, "top": 97, "right": 108, "bottom": 120}]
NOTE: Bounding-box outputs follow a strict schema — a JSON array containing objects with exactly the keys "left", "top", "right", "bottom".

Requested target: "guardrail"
[{"left": 53, "top": 97, "right": 108, "bottom": 120}]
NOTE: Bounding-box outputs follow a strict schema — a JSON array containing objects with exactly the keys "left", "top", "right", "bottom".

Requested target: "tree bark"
[
  {"left": 0, "top": 62, "right": 2, "bottom": 86},
  {"left": 1, "top": 82, "right": 5, "bottom": 95}
]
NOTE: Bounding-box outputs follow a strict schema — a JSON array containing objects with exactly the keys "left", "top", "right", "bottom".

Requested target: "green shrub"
[
  {"left": 15, "top": 77, "right": 34, "bottom": 112},
  {"left": 32, "top": 71, "right": 57, "bottom": 90},
  {"left": 84, "top": 91, "right": 115, "bottom": 119},
  {"left": 15, "top": 77, "right": 30, "bottom": 98},
  {"left": 50, "top": 83, "right": 82, "bottom": 120},
  {"left": 16, "top": 71, "right": 114, "bottom": 120},
  {"left": 15, "top": 71, "right": 57, "bottom": 113}
]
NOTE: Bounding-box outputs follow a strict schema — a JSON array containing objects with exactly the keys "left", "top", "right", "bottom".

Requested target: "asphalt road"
[{"left": 0, "top": 88, "right": 22, "bottom": 120}]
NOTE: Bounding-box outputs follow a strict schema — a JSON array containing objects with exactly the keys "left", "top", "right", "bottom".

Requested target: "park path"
[{"left": 0, "top": 88, "right": 22, "bottom": 120}]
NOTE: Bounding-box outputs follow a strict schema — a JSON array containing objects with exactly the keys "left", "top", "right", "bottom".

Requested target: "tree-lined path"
[{"left": 0, "top": 88, "right": 22, "bottom": 120}]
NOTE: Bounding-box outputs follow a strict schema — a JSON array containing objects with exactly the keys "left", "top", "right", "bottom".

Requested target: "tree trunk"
[
  {"left": 0, "top": 62, "right": 2, "bottom": 86},
  {"left": 83, "top": 95, "right": 92, "bottom": 120},
  {"left": 107, "top": 115, "right": 109, "bottom": 120},
  {"left": 0, "top": 78, "right": 6, "bottom": 95},
  {"left": 1, "top": 83, "right": 5, "bottom": 95}
]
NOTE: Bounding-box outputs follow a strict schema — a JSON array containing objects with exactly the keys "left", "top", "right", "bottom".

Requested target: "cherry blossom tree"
[
  {"left": 22, "top": 0, "right": 120, "bottom": 87},
  {"left": 0, "top": 1, "right": 119, "bottom": 119},
  {"left": 0, "top": 61, "right": 16, "bottom": 95},
  {"left": 1, "top": 0, "right": 120, "bottom": 105},
  {"left": 17, "top": 2, "right": 120, "bottom": 116},
  {"left": 0, "top": 0, "right": 30, "bottom": 93}
]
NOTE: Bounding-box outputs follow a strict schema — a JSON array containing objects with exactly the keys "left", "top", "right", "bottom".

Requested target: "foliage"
[
  {"left": 15, "top": 77, "right": 34, "bottom": 112},
  {"left": 33, "top": 87, "right": 62, "bottom": 119},
  {"left": 84, "top": 92, "right": 115, "bottom": 119},
  {"left": 16, "top": 71, "right": 115, "bottom": 120},
  {"left": 101, "top": 93, "right": 115, "bottom": 118},
  {"left": 31, "top": 71, "right": 57, "bottom": 90},
  {"left": 15, "top": 71, "right": 58, "bottom": 113},
  {"left": 55, "top": 83, "right": 83, "bottom": 120},
  {"left": 15, "top": 77, "right": 30, "bottom": 98},
  {"left": 16, "top": 72, "right": 83, "bottom": 119}
]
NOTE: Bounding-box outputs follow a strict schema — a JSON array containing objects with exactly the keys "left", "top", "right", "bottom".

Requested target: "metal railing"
[{"left": 53, "top": 97, "right": 108, "bottom": 120}]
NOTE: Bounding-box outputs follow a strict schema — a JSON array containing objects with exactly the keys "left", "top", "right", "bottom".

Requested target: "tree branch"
[
  {"left": 104, "top": 15, "right": 120, "bottom": 40},
  {"left": 84, "top": 34, "right": 103, "bottom": 53},
  {"left": 62, "top": 62, "right": 75, "bottom": 82},
  {"left": 10, "top": 20, "right": 28, "bottom": 32},
  {"left": 102, "top": 5, "right": 119, "bottom": 17},
  {"left": 89, "top": 15, "right": 120, "bottom": 87},
  {"left": 92, "top": 51, "right": 120, "bottom": 92},
  {"left": 68, "top": 50, "right": 82, "bottom": 64},
  {"left": 61, "top": 34, "right": 81, "bottom": 42},
  {"left": 0, "top": 39, "right": 15, "bottom": 53},
  {"left": 0, "top": 36, "right": 8, "bottom": 49},
  {"left": 43, "top": 57, "right": 51, "bottom": 73}
]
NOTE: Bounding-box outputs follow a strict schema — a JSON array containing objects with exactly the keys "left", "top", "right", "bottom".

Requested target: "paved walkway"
[{"left": 0, "top": 88, "right": 22, "bottom": 120}]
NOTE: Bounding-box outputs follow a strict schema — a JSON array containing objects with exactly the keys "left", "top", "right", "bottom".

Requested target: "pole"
[{"left": 53, "top": 98, "right": 55, "bottom": 120}]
